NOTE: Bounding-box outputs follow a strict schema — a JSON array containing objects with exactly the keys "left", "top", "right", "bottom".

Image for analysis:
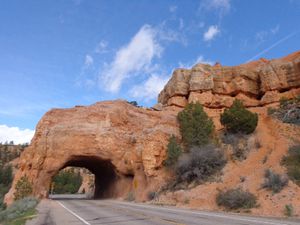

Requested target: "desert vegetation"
[
  {"left": 164, "top": 102, "right": 226, "bottom": 190},
  {"left": 0, "top": 142, "right": 28, "bottom": 165},
  {"left": 0, "top": 144, "right": 37, "bottom": 225},
  {"left": 147, "top": 191, "right": 157, "bottom": 200},
  {"left": 14, "top": 176, "right": 33, "bottom": 201},
  {"left": 284, "top": 204, "right": 294, "bottom": 217},
  {"left": 268, "top": 96, "right": 300, "bottom": 125},
  {"left": 51, "top": 168, "right": 83, "bottom": 194},
  {"left": 162, "top": 101, "right": 264, "bottom": 211},
  {"left": 125, "top": 191, "right": 135, "bottom": 201},
  {"left": 177, "top": 102, "right": 215, "bottom": 147},
  {"left": 127, "top": 100, "right": 139, "bottom": 107},
  {"left": 282, "top": 145, "right": 300, "bottom": 186},
  {"left": 220, "top": 101, "right": 259, "bottom": 161},
  {"left": 0, "top": 165, "right": 13, "bottom": 210},
  {"left": 175, "top": 145, "right": 226, "bottom": 184},
  {"left": 261, "top": 169, "right": 288, "bottom": 193},
  {"left": 163, "top": 135, "right": 182, "bottom": 167},
  {"left": 0, "top": 197, "right": 38, "bottom": 225},
  {"left": 220, "top": 100, "right": 258, "bottom": 134},
  {"left": 216, "top": 188, "right": 257, "bottom": 210}
]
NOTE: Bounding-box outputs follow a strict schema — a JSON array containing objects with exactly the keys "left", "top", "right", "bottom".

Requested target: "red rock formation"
[
  {"left": 5, "top": 51, "right": 300, "bottom": 217},
  {"left": 159, "top": 51, "right": 300, "bottom": 108},
  {"left": 5, "top": 101, "right": 180, "bottom": 205}
]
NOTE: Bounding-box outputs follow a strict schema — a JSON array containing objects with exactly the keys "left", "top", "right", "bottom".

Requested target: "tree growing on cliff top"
[
  {"left": 177, "top": 102, "right": 215, "bottom": 148},
  {"left": 220, "top": 100, "right": 258, "bottom": 134}
]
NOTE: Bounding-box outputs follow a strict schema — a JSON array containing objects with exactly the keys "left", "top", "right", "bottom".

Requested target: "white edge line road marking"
[
  {"left": 111, "top": 201, "right": 294, "bottom": 225},
  {"left": 57, "top": 201, "right": 91, "bottom": 225}
]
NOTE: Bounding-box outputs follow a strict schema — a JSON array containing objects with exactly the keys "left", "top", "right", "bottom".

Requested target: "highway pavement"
[{"left": 26, "top": 196, "right": 300, "bottom": 225}]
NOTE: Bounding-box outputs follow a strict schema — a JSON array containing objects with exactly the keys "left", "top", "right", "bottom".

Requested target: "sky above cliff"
[{"left": 0, "top": 0, "right": 300, "bottom": 143}]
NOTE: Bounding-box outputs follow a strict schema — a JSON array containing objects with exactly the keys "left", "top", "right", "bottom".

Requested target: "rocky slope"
[
  {"left": 158, "top": 51, "right": 300, "bottom": 108},
  {"left": 5, "top": 50, "right": 300, "bottom": 217},
  {"left": 156, "top": 108, "right": 300, "bottom": 217}
]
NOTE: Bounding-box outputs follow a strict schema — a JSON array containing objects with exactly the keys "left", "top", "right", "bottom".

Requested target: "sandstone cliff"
[
  {"left": 5, "top": 50, "right": 300, "bottom": 217},
  {"left": 5, "top": 101, "right": 180, "bottom": 204},
  {"left": 158, "top": 51, "right": 300, "bottom": 108}
]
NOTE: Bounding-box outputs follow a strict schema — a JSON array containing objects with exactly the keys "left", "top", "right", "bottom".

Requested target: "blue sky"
[{"left": 0, "top": 0, "right": 299, "bottom": 143}]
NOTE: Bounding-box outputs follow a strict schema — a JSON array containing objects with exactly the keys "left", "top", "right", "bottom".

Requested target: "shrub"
[
  {"left": 147, "top": 191, "right": 157, "bottom": 200},
  {"left": 125, "top": 192, "right": 135, "bottom": 201},
  {"left": 178, "top": 102, "right": 215, "bottom": 148},
  {"left": 128, "top": 101, "right": 138, "bottom": 107},
  {"left": 14, "top": 176, "right": 33, "bottom": 200},
  {"left": 267, "top": 107, "right": 276, "bottom": 115},
  {"left": 164, "top": 135, "right": 182, "bottom": 167},
  {"left": 220, "top": 100, "right": 258, "bottom": 134},
  {"left": 262, "top": 169, "right": 288, "bottom": 193},
  {"left": 216, "top": 188, "right": 257, "bottom": 210},
  {"left": 0, "top": 197, "right": 38, "bottom": 222},
  {"left": 222, "top": 133, "right": 250, "bottom": 160},
  {"left": 176, "top": 145, "right": 226, "bottom": 184},
  {"left": 0, "top": 197, "right": 6, "bottom": 211},
  {"left": 282, "top": 145, "right": 300, "bottom": 186},
  {"left": 0, "top": 165, "right": 13, "bottom": 187},
  {"left": 284, "top": 204, "right": 294, "bottom": 217},
  {"left": 280, "top": 97, "right": 289, "bottom": 108},
  {"left": 270, "top": 96, "right": 300, "bottom": 125},
  {"left": 0, "top": 165, "right": 13, "bottom": 211}
]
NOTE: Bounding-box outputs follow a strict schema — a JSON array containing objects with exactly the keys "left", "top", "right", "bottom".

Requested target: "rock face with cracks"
[
  {"left": 159, "top": 51, "right": 300, "bottom": 108},
  {"left": 5, "top": 101, "right": 179, "bottom": 205}
]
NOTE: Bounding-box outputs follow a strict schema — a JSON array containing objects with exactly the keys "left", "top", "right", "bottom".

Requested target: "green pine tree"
[
  {"left": 164, "top": 135, "right": 182, "bottom": 167},
  {"left": 177, "top": 102, "right": 215, "bottom": 148},
  {"left": 220, "top": 100, "right": 258, "bottom": 134}
]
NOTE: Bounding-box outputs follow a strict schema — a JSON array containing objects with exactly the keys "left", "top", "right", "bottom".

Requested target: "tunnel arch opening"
[{"left": 50, "top": 155, "right": 127, "bottom": 199}]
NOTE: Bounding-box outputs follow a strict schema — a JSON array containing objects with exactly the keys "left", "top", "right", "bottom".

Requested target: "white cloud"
[
  {"left": 203, "top": 25, "right": 220, "bottom": 41},
  {"left": 271, "top": 25, "right": 280, "bottom": 34},
  {"left": 255, "top": 24, "right": 281, "bottom": 43},
  {"left": 179, "top": 55, "right": 214, "bottom": 69},
  {"left": 194, "top": 56, "right": 214, "bottom": 65},
  {"left": 95, "top": 40, "right": 108, "bottom": 53},
  {"left": 99, "top": 25, "right": 163, "bottom": 93},
  {"left": 157, "top": 24, "right": 187, "bottom": 45},
  {"left": 200, "top": 0, "right": 231, "bottom": 15},
  {"left": 130, "top": 74, "right": 169, "bottom": 101},
  {"left": 84, "top": 54, "right": 94, "bottom": 67},
  {"left": 0, "top": 125, "right": 34, "bottom": 144},
  {"left": 255, "top": 31, "right": 268, "bottom": 43},
  {"left": 169, "top": 5, "right": 177, "bottom": 13}
]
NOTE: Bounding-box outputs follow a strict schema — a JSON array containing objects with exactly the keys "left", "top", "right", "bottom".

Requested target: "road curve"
[{"left": 27, "top": 198, "right": 300, "bottom": 225}]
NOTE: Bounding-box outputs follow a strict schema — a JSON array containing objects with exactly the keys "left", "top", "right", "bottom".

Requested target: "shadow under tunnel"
[{"left": 59, "top": 155, "right": 118, "bottom": 199}]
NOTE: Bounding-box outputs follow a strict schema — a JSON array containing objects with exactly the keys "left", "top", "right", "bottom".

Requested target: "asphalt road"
[{"left": 27, "top": 197, "right": 300, "bottom": 225}]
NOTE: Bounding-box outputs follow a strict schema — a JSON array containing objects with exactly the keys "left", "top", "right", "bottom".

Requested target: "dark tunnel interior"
[{"left": 61, "top": 155, "right": 118, "bottom": 199}]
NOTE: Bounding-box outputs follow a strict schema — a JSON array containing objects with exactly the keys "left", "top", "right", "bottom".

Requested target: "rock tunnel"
[
  {"left": 57, "top": 156, "right": 120, "bottom": 198},
  {"left": 4, "top": 100, "right": 179, "bottom": 205}
]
